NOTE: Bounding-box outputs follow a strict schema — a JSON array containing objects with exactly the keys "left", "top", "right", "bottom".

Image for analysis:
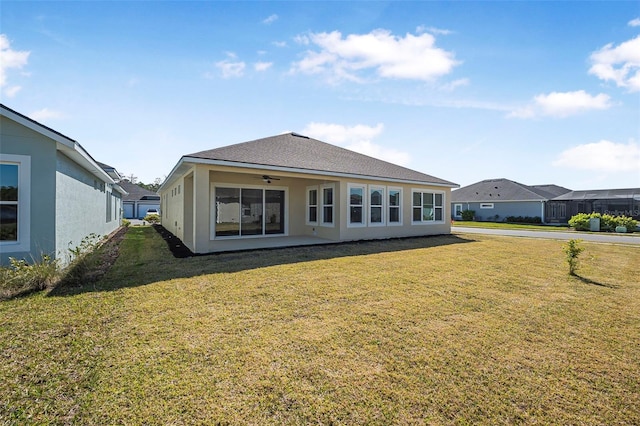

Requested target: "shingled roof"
[
  {"left": 118, "top": 180, "right": 160, "bottom": 202},
  {"left": 184, "top": 132, "right": 456, "bottom": 186},
  {"left": 452, "top": 178, "right": 571, "bottom": 202}
]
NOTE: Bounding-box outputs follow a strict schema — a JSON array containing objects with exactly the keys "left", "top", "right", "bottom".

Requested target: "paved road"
[{"left": 453, "top": 227, "right": 640, "bottom": 246}]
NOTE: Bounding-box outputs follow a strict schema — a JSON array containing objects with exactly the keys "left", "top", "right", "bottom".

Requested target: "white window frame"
[
  {"left": 369, "top": 185, "right": 385, "bottom": 226},
  {"left": 411, "top": 189, "right": 445, "bottom": 224},
  {"left": 320, "top": 184, "right": 335, "bottom": 227},
  {"left": 347, "top": 183, "right": 367, "bottom": 227},
  {"left": 454, "top": 203, "right": 463, "bottom": 219},
  {"left": 480, "top": 203, "right": 494, "bottom": 209},
  {"left": 387, "top": 187, "right": 403, "bottom": 226},
  {"left": 0, "top": 154, "right": 31, "bottom": 252},
  {"left": 306, "top": 185, "right": 318, "bottom": 225}
]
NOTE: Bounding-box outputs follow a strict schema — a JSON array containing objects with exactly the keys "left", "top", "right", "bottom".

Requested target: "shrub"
[
  {"left": 505, "top": 216, "right": 542, "bottom": 224},
  {"left": 143, "top": 213, "right": 160, "bottom": 224},
  {"left": 568, "top": 212, "right": 637, "bottom": 233},
  {"left": 461, "top": 210, "right": 475, "bottom": 221},
  {"left": 122, "top": 218, "right": 131, "bottom": 228},
  {"left": 562, "top": 239, "right": 584, "bottom": 276},
  {"left": 0, "top": 255, "right": 60, "bottom": 299},
  {"left": 62, "top": 233, "right": 104, "bottom": 286},
  {"left": 568, "top": 213, "right": 591, "bottom": 231}
]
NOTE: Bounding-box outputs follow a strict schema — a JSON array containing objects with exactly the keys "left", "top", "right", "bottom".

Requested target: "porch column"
[{"left": 192, "top": 166, "right": 210, "bottom": 253}]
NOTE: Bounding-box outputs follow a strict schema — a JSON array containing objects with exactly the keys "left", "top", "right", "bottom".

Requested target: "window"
[
  {"left": 0, "top": 155, "right": 30, "bottom": 251},
  {"left": 454, "top": 204, "right": 463, "bottom": 218},
  {"left": 388, "top": 187, "right": 402, "bottom": 225},
  {"left": 369, "top": 186, "right": 384, "bottom": 225},
  {"left": 321, "top": 185, "right": 334, "bottom": 226},
  {"left": 480, "top": 203, "right": 494, "bottom": 209},
  {"left": 307, "top": 186, "right": 318, "bottom": 224},
  {"left": 412, "top": 190, "right": 444, "bottom": 223},
  {"left": 348, "top": 184, "right": 366, "bottom": 226}
]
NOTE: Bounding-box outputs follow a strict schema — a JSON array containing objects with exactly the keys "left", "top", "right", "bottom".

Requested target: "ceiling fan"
[{"left": 257, "top": 174, "right": 280, "bottom": 184}]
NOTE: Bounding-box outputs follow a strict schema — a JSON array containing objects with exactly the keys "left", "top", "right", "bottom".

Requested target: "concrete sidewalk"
[{"left": 453, "top": 227, "right": 640, "bottom": 245}]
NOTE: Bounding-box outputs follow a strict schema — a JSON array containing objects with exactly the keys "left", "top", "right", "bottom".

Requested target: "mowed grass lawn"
[{"left": 1, "top": 227, "right": 639, "bottom": 424}]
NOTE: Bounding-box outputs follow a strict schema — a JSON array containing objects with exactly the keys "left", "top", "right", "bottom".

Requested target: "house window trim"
[
  {"left": 387, "top": 186, "right": 403, "bottom": 226},
  {"left": 454, "top": 203, "right": 463, "bottom": 219},
  {"left": 369, "top": 185, "right": 385, "bottom": 227},
  {"left": 320, "top": 184, "right": 335, "bottom": 228},
  {"left": 306, "top": 185, "right": 318, "bottom": 225},
  {"left": 411, "top": 189, "right": 445, "bottom": 225},
  {"left": 480, "top": 203, "right": 494, "bottom": 209},
  {"left": 0, "top": 154, "right": 31, "bottom": 252},
  {"left": 347, "top": 183, "right": 367, "bottom": 228}
]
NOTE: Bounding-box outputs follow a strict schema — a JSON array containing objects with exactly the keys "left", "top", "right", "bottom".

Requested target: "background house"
[
  {"left": 118, "top": 180, "right": 160, "bottom": 219},
  {"left": 547, "top": 188, "right": 640, "bottom": 222},
  {"left": 0, "top": 104, "right": 126, "bottom": 266},
  {"left": 451, "top": 178, "right": 571, "bottom": 222},
  {"left": 159, "top": 132, "right": 458, "bottom": 254}
]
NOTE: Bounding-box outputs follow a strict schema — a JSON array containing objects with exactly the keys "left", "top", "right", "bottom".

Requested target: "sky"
[{"left": 1, "top": 1, "right": 639, "bottom": 190}]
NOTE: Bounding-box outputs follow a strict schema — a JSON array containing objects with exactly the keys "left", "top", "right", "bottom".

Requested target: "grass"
[
  {"left": 1, "top": 227, "right": 639, "bottom": 424},
  {"left": 452, "top": 220, "right": 571, "bottom": 231}
]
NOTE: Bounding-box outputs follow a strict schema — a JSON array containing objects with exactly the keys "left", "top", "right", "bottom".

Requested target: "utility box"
[{"left": 589, "top": 217, "right": 601, "bottom": 232}]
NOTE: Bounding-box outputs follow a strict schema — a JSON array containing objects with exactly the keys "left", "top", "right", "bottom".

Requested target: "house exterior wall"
[
  {"left": 1, "top": 115, "right": 56, "bottom": 265},
  {"left": 160, "top": 163, "right": 452, "bottom": 254},
  {"left": 451, "top": 201, "right": 544, "bottom": 222},
  {"left": 55, "top": 152, "right": 122, "bottom": 265}
]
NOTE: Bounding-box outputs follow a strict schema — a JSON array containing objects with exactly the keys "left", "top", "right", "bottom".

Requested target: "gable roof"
[
  {"left": 452, "top": 178, "right": 571, "bottom": 202},
  {"left": 118, "top": 180, "right": 160, "bottom": 202},
  {"left": 1, "top": 104, "right": 126, "bottom": 195},
  {"left": 173, "top": 132, "right": 456, "bottom": 187}
]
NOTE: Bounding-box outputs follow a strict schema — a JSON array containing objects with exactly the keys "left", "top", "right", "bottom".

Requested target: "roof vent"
[{"left": 291, "top": 132, "right": 310, "bottom": 139}]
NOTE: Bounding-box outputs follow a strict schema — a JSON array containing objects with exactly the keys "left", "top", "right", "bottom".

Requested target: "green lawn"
[
  {"left": 452, "top": 220, "right": 572, "bottom": 231},
  {"left": 1, "top": 227, "right": 639, "bottom": 424}
]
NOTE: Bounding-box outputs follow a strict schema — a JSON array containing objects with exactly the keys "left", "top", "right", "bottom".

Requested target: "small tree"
[
  {"left": 461, "top": 209, "right": 475, "bottom": 221},
  {"left": 562, "top": 239, "right": 584, "bottom": 276}
]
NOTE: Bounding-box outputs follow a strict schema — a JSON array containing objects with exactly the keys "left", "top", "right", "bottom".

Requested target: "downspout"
[{"left": 541, "top": 201, "right": 546, "bottom": 224}]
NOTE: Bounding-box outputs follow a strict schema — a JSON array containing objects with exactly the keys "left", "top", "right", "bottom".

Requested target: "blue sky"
[{"left": 2, "top": 1, "right": 639, "bottom": 190}]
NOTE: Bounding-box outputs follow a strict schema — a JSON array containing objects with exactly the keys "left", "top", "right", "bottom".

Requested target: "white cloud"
[
  {"left": 254, "top": 61, "right": 273, "bottom": 71},
  {"left": 0, "top": 34, "right": 30, "bottom": 95},
  {"left": 589, "top": 35, "right": 640, "bottom": 92},
  {"left": 416, "top": 25, "right": 454, "bottom": 36},
  {"left": 215, "top": 53, "right": 246, "bottom": 78},
  {"left": 263, "top": 14, "right": 278, "bottom": 25},
  {"left": 29, "top": 108, "right": 64, "bottom": 122},
  {"left": 272, "top": 41, "right": 287, "bottom": 48},
  {"left": 508, "top": 90, "right": 611, "bottom": 118},
  {"left": 440, "top": 78, "right": 469, "bottom": 91},
  {"left": 302, "top": 122, "right": 411, "bottom": 166},
  {"left": 628, "top": 18, "right": 640, "bottom": 27},
  {"left": 291, "top": 29, "right": 460, "bottom": 83},
  {"left": 4, "top": 85, "right": 22, "bottom": 98},
  {"left": 553, "top": 140, "right": 640, "bottom": 172}
]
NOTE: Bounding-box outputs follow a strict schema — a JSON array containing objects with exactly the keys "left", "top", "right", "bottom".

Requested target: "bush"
[
  {"left": 461, "top": 210, "right": 475, "bottom": 221},
  {"left": 568, "top": 213, "right": 591, "bottom": 231},
  {"left": 122, "top": 218, "right": 131, "bottom": 228},
  {"left": 0, "top": 255, "right": 60, "bottom": 299},
  {"left": 143, "top": 213, "right": 160, "bottom": 224},
  {"left": 505, "top": 216, "right": 542, "bottom": 224},
  {"left": 568, "top": 212, "right": 637, "bottom": 233}
]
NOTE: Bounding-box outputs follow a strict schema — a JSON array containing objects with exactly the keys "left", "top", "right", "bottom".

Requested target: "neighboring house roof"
[
  {"left": 118, "top": 180, "right": 160, "bottom": 202},
  {"left": 1, "top": 104, "right": 127, "bottom": 195},
  {"left": 97, "top": 161, "right": 124, "bottom": 182},
  {"left": 552, "top": 188, "right": 640, "bottom": 201},
  {"left": 167, "top": 132, "right": 457, "bottom": 188},
  {"left": 452, "top": 178, "right": 571, "bottom": 202}
]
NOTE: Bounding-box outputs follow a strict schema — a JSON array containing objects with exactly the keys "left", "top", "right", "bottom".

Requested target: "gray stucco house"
[
  {"left": 451, "top": 178, "right": 571, "bottom": 223},
  {"left": 0, "top": 104, "right": 126, "bottom": 266},
  {"left": 118, "top": 180, "right": 160, "bottom": 219},
  {"left": 159, "top": 132, "right": 458, "bottom": 254}
]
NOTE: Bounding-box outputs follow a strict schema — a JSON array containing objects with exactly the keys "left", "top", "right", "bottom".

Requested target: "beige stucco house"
[{"left": 158, "top": 133, "right": 458, "bottom": 254}]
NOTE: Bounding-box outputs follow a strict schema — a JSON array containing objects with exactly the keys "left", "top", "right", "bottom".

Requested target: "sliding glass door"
[{"left": 215, "top": 187, "right": 285, "bottom": 237}]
